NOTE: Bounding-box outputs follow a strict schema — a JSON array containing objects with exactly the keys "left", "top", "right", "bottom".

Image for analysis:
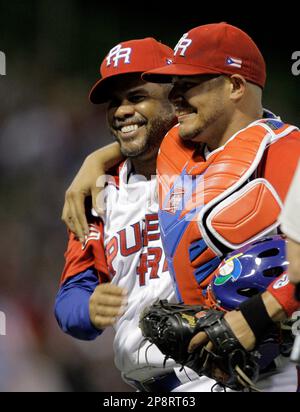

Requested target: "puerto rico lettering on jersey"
[{"left": 106, "top": 213, "right": 167, "bottom": 286}]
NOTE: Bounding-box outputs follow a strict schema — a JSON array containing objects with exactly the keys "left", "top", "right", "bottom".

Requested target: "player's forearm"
[
  {"left": 85, "top": 142, "right": 123, "bottom": 172},
  {"left": 230, "top": 289, "right": 292, "bottom": 351},
  {"left": 261, "top": 290, "right": 287, "bottom": 322}
]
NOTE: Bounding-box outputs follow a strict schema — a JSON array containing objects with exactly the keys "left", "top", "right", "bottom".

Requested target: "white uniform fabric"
[
  {"left": 99, "top": 160, "right": 209, "bottom": 387},
  {"left": 279, "top": 160, "right": 300, "bottom": 243},
  {"left": 257, "top": 356, "right": 299, "bottom": 392},
  {"left": 98, "top": 159, "right": 299, "bottom": 392},
  {"left": 173, "top": 357, "right": 300, "bottom": 392}
]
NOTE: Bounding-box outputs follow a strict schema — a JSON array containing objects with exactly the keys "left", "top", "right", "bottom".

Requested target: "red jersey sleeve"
[
  {"left": 60, "top": 218, "right": 109, "bottom": 286},
  {"left": 260, "top": 130, "right": 300, "bottom": 202}
]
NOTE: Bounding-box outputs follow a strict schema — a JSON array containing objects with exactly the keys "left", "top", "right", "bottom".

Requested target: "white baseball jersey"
[{"left": 99, "top": 160, "right": 178, "bottom": 381}]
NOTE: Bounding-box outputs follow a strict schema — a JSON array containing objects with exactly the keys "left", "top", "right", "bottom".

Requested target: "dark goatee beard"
[{"left": 113, "top": 115, "right": 175, "bottom": 159}]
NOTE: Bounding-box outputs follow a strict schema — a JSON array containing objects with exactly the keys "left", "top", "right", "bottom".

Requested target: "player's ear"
[{"left": 228, "top": 74, "right": 246, "bottom": 102}]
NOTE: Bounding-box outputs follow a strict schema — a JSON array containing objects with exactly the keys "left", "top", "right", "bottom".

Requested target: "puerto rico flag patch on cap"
[{"left": 226, "top": 56, "right": 242, "bottom": 68}]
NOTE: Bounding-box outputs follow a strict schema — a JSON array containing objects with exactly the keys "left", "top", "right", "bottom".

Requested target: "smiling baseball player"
[{"left": 55, "top": 38, "right": 218, "bottom": 391}]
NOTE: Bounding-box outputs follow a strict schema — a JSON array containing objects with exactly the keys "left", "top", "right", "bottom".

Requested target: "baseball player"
[
  {"left": 61, "top": 24, "right": 300, "bottom": 391},
  {"left": 56, "top": 38, "right": 217, "bottom": 392},
  {"left": 142, "top": 22, "right": 300, "bottom": 391}
]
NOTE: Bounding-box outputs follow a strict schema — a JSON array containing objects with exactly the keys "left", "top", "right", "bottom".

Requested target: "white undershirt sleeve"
[{"left": 279, "top": 160, "right": 300, "bottom": 243}]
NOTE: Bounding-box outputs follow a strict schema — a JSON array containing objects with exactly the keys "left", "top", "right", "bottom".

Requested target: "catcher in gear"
[{"left": 140, "top": 236, "right": 290, "bottom": 391}]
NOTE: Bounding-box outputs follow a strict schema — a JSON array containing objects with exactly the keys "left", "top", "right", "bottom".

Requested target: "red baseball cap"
[
  {"left": 142, "top": 23, "right": 266, "bottom": 88},
  {"left": 89, "top": 38, "right": 173, "bottom": 104}
]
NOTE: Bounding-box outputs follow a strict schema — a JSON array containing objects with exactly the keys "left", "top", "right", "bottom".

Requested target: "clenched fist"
[{"left": 89, "top": 283, "right": 127, "bottom": 329}]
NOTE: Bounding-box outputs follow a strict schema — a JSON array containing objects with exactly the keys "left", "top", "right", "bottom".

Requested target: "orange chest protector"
[{"left": 157, "top": 119, "right": 298, "bottom": 305}]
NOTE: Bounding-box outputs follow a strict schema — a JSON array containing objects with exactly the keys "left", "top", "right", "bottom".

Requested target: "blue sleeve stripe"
[{"left": 54, "top": 268, "right": 103, "bottom": 341}]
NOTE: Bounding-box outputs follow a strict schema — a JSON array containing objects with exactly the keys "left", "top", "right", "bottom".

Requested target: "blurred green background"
[{"left": 0, "top": 0, "right": 299, "bottom": 391}]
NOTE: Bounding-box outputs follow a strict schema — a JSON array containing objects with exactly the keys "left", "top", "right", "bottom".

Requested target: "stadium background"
[{"left": 0, "top": 0, "right": 299, "bottom": 391}]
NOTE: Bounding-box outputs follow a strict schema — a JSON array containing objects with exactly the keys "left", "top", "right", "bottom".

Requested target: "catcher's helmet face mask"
[{"left": 206, "top": 235, "right": 288, "bottom": 311}]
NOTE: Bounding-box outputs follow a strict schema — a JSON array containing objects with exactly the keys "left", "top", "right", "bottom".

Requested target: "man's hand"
[
  {"left": 186, "top": 310, "right": 258, "bottom": 388},
  {"left": 89, "top": 283, "right": 128, "bottom": 330},
  {"left": 188, "top": 309, "right": 256, "bottom": 353},
  {"left": 62, "top": 157, "right": 104, "bottom": 242},
  {"left": 139, "top": 301, "right": 261, "bottom": 390},
  {"left": 188, "top": 290, "right": 287, "bottom": 354},
  {"left": 61, "top": 143, "right": 123, "bottom": 242}
]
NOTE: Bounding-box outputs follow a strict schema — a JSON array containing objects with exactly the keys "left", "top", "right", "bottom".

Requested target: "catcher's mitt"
[{"left": 139, "top": 300, "right": 261, "bottom": 391}]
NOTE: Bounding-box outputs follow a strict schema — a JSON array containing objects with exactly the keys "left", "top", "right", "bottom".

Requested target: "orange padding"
[{"left": 209, "top": 181, "right": 281, "bottom": 245}]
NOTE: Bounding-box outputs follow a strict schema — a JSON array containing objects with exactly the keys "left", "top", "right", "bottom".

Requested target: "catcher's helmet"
[{"left": 206, "top": 235, "right": 288, "bottom": 311}]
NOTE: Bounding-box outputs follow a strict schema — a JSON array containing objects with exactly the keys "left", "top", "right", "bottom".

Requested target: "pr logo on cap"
[
  {"left": 143, "top": 23, "right": 266, "bottom": 89},
  {"left": 90, "top": 37, "right": 174, "bottom": 103},
  {"left": 174, "top": 33, "right": 192, "bottom": 57},
  {"left": 106, "top": 44, "right": 132, "bottom": 67}
]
